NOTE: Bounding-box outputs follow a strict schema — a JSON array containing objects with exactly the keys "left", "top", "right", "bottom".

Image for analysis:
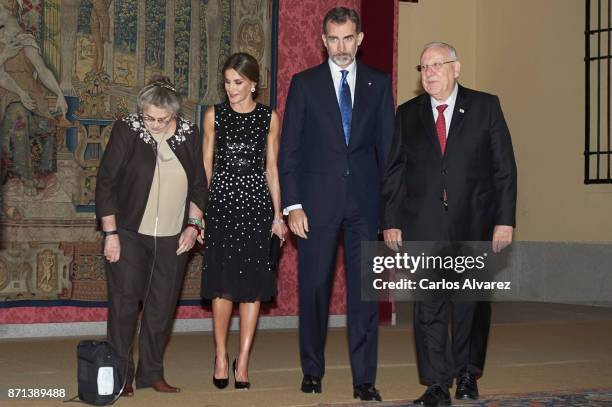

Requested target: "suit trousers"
[
  {"left": 297, "top": 189, "right": 379, "bottom": 386},
  {"left": 414, "top": 299, "right": 491, "bottom": 388},
  {"left": 105, "top": 228, "right": 188, "bottom": 387}
]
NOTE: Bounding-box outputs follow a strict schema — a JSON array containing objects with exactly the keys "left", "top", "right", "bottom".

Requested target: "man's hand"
[
  {"left": 104, "top": 235, "right": 121, "bottom": 263},
  {"left": 492, "top": 225, "right": 513, "bottom": 253},
  {"left": 288, "top": 209, "right": 309, "bottom": 239},
  {"left": 383, "top": 228, "right": 403, "bottom": 252}
]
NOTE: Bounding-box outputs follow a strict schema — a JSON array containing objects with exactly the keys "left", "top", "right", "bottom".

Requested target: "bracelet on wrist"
[
  {"left": 102, "top": 230, "right": 118, "bottom": 238},
  {"left": 187, "top": 217, "right": 204, "bottom": 230},
  {"left": 273, "top": 219, "right": 284, "bottom": 225}
]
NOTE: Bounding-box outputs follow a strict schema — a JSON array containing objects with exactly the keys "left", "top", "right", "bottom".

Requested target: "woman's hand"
[
  {"left": 177, "top": 226, "right": 199, "bottom": 255},
  {"left": 271, "top": 219, "right": 288, "bottom": 246},
  {"left": 196, "top": 220, "right": 205, "bottom": 245},
  {"left": 104, "top": 235, "right": 121, "bottom": 262}
]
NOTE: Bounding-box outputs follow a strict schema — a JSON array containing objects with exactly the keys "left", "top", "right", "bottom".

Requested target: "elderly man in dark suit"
[
  {"left": 279, "top": 6, "right": 394, "bottom": 402},
  {"left": 381, "top": 42, "right": 517, "bottom": 407}
]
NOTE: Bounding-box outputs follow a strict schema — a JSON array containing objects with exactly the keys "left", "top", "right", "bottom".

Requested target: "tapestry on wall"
[{"left": 0, "top": 0, "right": 278, "bottom": 305}]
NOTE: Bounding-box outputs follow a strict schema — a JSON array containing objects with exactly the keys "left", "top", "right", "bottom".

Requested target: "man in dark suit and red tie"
[
  {"left": 380, "top": 42, "right": 517, "bottom": 407},
  {"left": 279, "top": 6, "right": 394, "bottom": 402}
]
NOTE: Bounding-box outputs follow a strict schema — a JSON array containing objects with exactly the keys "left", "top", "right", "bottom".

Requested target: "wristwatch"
[{"left": 102, "top": 230, "right": 118, "bottom": 238}]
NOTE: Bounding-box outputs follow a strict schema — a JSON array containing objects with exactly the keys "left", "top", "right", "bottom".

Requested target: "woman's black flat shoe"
[
  {"left": 232, "top": 358, "right": 251, "bottom": 390},
  {"left": 213, "top": 353, "right": 229, "bottom": 389}
]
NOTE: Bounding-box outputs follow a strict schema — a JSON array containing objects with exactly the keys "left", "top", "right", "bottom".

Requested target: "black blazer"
[
  {"left": 95, "top": 114, "right": 208, "bottom": 232},
  {"left": 380, "top": 85, "right": 517, "bottom": 241},
  {"left": 279, "top": 61, "right": 395, "bottom": 228}
]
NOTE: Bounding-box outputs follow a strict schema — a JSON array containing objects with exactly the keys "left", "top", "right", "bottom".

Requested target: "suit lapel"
[
  {"left": 348, "top": 63, "right": 368, "bottom": 148},
  {"left": 418, "top": 95, "right": 440, "bottom": 156},
  {"left": 446, "top": 85, "right": 472, "bottom": 156},
  {"left": 316, "top": 63, "right": 345, "bottom": 147}
]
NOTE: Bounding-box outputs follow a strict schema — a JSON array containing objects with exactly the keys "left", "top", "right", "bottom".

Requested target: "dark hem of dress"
[{"left": 201, "top": 292, "right": 276, "bottom": 304}]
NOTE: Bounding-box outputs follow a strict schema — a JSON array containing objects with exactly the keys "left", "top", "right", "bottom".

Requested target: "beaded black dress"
[{"left": 201, "top": 102, "right": 276, "bottom": 302}]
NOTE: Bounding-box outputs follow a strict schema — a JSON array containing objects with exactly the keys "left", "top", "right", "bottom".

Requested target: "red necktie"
[
  {"left": 435, "top": 104, "right": 448, "bottom": 155},
  {"left": 436, "top": 104, "right": 449, "bottom": 209}
]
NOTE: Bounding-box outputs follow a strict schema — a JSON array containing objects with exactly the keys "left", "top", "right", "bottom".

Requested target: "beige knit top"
[{"left": 138, "top": 131, "right": 188, "bottom": 236}]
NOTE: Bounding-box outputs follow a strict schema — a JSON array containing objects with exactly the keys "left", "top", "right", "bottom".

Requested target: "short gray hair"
[
  {"left": 420, "top": 42, "right": 458, "bottom": 61},
  {"left": 136, "top": 76, "right": 182, "bottom": 115}
]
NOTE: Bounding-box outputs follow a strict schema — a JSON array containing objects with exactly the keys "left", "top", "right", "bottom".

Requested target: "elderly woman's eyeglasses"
[
  {"left": 143, "top": 115, "right": 173, "bottom": 126},
  {"left": 416, "top": 60, "right": 456, "bottom": 73}
]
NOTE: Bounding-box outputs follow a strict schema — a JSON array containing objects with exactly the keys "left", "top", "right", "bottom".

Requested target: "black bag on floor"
[{"left": 77, "top": 340, "right": 126, "bottom": 405}]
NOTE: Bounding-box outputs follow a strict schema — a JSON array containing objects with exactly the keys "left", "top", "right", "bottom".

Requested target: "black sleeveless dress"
[{"left": 201, "top": 102, "right": 275, "bottom": 302}]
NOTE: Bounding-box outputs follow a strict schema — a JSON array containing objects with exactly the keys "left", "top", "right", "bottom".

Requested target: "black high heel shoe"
[
  {"left": 232, "top": 358, "right": 251, "bottom": 390},
  {"left": 212, "top": 353, "right": 229, "bottom": 389}
]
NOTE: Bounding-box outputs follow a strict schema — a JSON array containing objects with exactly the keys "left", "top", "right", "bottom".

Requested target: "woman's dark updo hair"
[{"left": 222, "top": 52, "right": 260, "bottom": 99}]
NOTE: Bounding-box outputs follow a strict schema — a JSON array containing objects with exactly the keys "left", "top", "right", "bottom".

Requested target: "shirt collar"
[
  {"left": 430, "top": 83, "right": 459, "bottom": 109},
  {"left": 328, "top": 58, "right": 357, "bottom": 79}
]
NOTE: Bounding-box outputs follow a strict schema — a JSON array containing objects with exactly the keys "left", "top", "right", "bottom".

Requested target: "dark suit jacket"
[
  {"left": 95, "top": 115, "right": 208, "bottom": 232},
  {"left": 380, "top": 85, "right": 517, "bottom": 241},
  {"left": 279, "top": 61, "right": 395, "bottom": 228}
]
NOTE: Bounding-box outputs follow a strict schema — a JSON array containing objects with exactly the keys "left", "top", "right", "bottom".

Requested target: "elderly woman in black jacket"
[{"left": 95, "top": 76, "right": 207, "bottom": 397}]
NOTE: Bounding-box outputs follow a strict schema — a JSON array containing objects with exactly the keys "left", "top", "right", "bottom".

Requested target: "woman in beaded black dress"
[{"left": 201, "top": 53, "right": 287, "bottom": 389}]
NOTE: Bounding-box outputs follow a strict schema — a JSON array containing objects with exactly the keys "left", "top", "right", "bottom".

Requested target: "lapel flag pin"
[{"left": 459, "top": 108, "right": 465, "bottom": 113}]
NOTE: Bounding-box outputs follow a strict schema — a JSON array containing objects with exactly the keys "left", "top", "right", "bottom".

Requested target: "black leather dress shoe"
[
  {"left": 353, "top": 383, "right": 382, "bottom": 401},
  {"left": 413, "top": 384, "right": 451, "bottom": 407},
  {"left": 455, "top": 372, "right": 478, "bottom": 400},
  {"left": 300, "top": 375, "right": 322, "bottom": 393}
]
